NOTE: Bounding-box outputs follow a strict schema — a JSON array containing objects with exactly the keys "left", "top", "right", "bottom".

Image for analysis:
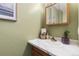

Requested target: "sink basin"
[{"left": 28, "top": 38, "right": 79, "bottom": 56}]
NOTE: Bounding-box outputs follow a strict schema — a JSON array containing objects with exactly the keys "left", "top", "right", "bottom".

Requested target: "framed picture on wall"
[{"left": 0, "top": 3, "right": 16, "bottom": 21}]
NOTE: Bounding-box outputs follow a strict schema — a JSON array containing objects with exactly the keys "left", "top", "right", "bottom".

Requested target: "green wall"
[
  {"left": 78, "top": 4, "right": 79, "bottom": 41},
  {"left": 0, "top": 3, "right": 43, "bottom": 56},
  {"left": 43, "top": 3, "right": 78, "bottom": 40}
]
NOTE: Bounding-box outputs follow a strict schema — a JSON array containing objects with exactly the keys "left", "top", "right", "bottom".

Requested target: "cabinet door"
[{"left": 32, "top": 46, "right": 49, "bottom": 56}]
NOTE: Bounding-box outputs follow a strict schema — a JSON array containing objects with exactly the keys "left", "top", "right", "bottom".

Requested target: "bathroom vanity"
[{"left": 28, "top": 38, "right": 79, "bottom": 56}]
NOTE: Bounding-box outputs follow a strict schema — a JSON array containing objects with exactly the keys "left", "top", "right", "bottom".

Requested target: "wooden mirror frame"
[{"left": 45, "top": 3, "right": 70, "bottom": 25}]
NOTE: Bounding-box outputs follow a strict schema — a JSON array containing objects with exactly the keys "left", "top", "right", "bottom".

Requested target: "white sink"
[{"left": 28, "top": 38, "right": 79, "bottom": 56}]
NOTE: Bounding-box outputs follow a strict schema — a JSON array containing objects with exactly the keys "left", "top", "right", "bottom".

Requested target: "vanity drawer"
[{"left": 32, "top": 46, "right": 49, "bottom": 56}]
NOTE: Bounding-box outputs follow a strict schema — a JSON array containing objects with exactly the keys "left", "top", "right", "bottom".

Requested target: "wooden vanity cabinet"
[{"left": 32, "top": 46, "right": 50, "bottom": 56}]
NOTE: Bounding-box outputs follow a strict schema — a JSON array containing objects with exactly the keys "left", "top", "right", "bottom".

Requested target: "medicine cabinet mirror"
[{"left": 45, "top": 3, "right": 70, "bottom": 25}]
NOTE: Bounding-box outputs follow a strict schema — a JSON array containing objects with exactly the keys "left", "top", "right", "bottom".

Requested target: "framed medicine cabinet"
[{"left": 45, "top": 3, "right": 70, "bottom": 25}]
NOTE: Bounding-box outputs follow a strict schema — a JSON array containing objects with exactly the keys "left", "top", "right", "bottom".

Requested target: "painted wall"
[
  {"left": 0, "top": 3, "right": 43, "bottom": 56},
  {"left": 42, "top": 3, "right": 78, "bottom": 40},
  {"left": 78, "top": 4, "right": 79, "bottom": 42}
]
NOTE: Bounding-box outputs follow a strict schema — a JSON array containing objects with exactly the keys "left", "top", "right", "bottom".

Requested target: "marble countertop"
[{"left": 28, "top": 38, "right": 79, "bottom": 56}]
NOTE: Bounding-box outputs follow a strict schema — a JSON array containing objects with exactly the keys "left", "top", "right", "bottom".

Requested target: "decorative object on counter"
[
  {"left": 41, "top": 28, "right": 47, "bottom": 34},
  {"left": 40, "top": 32, "right": 46, "bottom": 39},
  {"left": 39, "top": 28, "right": 54, "bottom": 40},
  {"left": 61, "top": 30, "right": 70, "bottom": 44},
  {"left": 39, "top": 28, "right": 47, "bottom": 39},
  {"left": 39, "top": 28, "right": 57, "bottom": 41}
]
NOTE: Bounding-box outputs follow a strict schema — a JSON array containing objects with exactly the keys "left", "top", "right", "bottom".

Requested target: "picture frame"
[{"left": 0, "top": 3, "right": 16, "bottom": 21}]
